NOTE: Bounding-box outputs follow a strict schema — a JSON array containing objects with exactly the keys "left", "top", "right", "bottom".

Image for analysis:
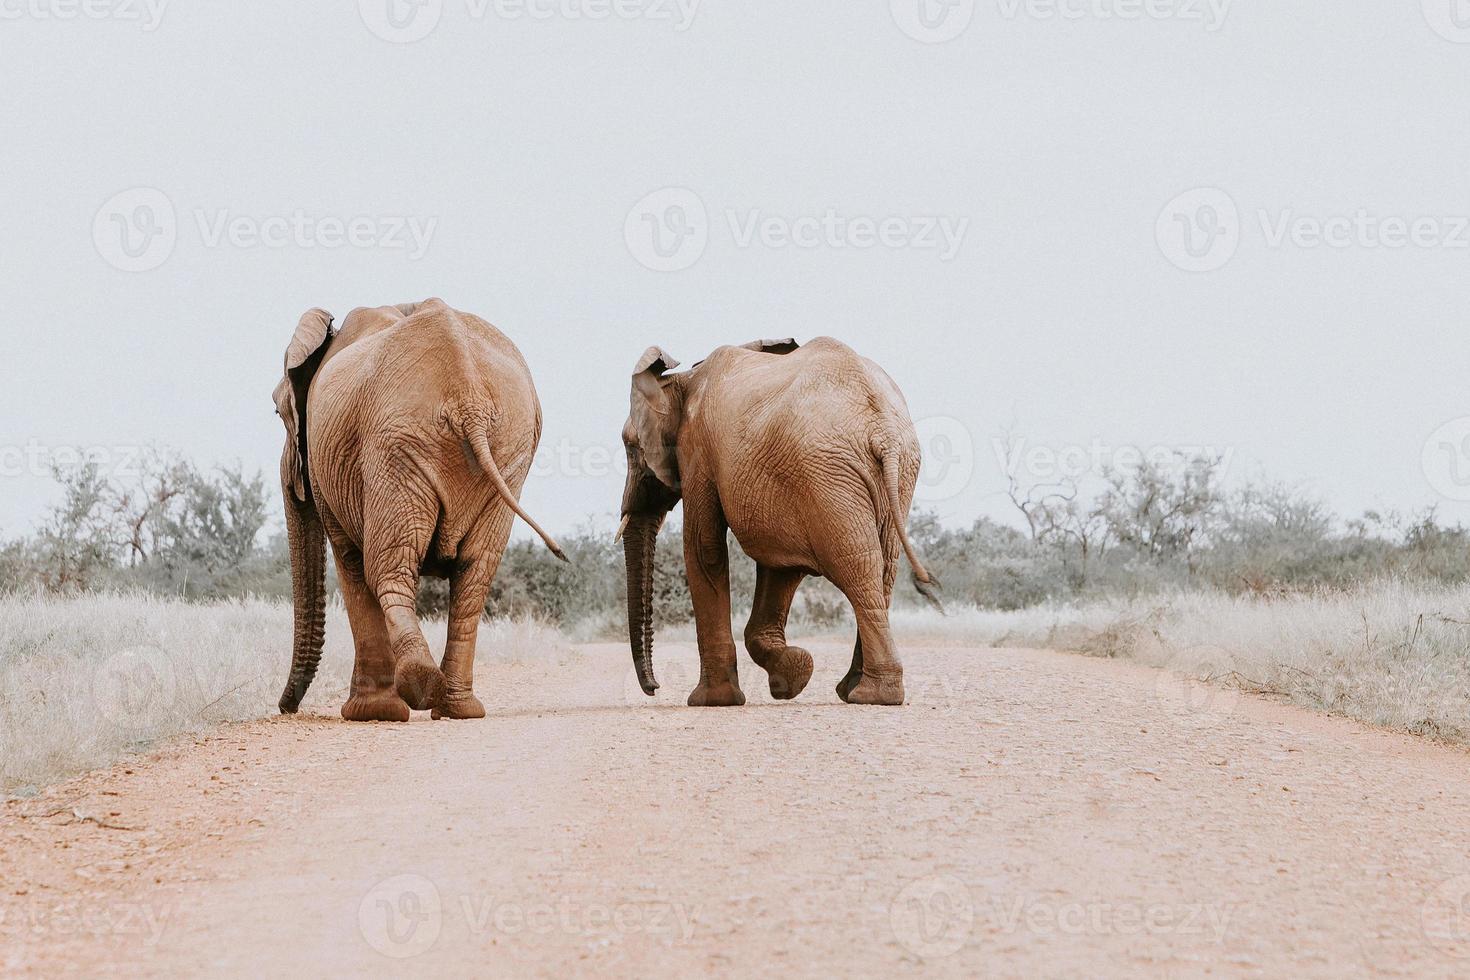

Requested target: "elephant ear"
[
  {"left": 634, "top": 345, "right": 680, "bottom": 376},
  {"left": 739, "top": 337, "right": 800, "bottom": 355},
  {"left": 276, "top": 308, "right": 334, "bottom": 503},
  {"left": 630, "top": 345, "right": 682, "bottom": 490}
]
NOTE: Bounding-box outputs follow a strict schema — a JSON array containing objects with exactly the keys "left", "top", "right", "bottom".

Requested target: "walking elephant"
[
  {"left": 617, "top": 336, "right": 938, "bottom": 707},
  {"left": 272, "top": 299, "right": 566, "bottom": 722}
]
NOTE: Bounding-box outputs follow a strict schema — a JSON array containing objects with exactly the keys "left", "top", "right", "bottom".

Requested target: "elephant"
[
  {"left": 272, "top": 298, "right": 566, "bottom": 722},
  {"left": 617, "top": 336, "right": 938, "bottom": 708}
]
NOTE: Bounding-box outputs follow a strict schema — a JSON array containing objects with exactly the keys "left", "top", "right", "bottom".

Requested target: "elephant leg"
[
  {"left": 365, "top": 511, "right": 446, "bottom": 713},
  {"left": 431, "top": 554, "right": 497, "bottom": 720},
  {"left": 336, "top": 548, "right": 410, "bottom": 723},
  {"left": 684, "top": 493, "right": 745, "bottom": 707},
  {"left": 836, "top": 636, "right": 863, "bottom": 704},
  {"left": 826, "top": 538, "right": 904, "bottom": 706},
  {"left": 837, "top": 556, "right": 895, "bottom": 701},
  {"left": 744, "top": 565, "right": 812, "bottom": 700}
]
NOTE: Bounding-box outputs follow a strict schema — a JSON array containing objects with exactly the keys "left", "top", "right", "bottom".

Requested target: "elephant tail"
[
  {"left": 876, "top": 443, "right": 944, "bottom": 611},
  {"left": 453, "top": 407, "right": 569, "bottom": 563}
]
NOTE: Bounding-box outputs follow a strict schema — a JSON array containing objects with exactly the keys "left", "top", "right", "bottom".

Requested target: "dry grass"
[
  {"left": 6, "top": 580, "right": 1469, "bottom": 792},
  {"left": 0, "top": 591, "right": 570, "bottom": 795},
  {"left": 578, "top": 581, "right": 1470, "bottom": 744},
  {"left": 889, "top": 580, "right": 1470, "bottom": 745}
]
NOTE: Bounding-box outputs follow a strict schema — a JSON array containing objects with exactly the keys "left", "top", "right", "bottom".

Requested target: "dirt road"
[{"left": 4, "top": 641, "right": 1470, "bottom": 977}]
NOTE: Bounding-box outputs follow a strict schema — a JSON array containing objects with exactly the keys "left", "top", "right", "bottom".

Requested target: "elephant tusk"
[{"left": 613, "top": 514, "right": 631, "bottom": 543}]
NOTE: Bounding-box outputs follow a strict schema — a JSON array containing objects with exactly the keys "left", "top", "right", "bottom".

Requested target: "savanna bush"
[{"left": 8, "top": 449, "right": 1470, "bottom": 639}]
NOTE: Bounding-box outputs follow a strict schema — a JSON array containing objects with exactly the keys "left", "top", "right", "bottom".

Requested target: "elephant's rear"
[{"left": 715, "top": 338, "right": 931, "bottom": 581}]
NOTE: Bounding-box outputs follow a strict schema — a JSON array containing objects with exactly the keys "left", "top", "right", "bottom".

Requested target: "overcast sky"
[{"left": 3, "top": 0, "right": 1470, "bottom": 539}]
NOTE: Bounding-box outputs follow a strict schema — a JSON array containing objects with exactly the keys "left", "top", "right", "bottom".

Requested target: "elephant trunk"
[
  {"left": 278, "top": 493, "right": 327, "bottom": 714},
  {"left": 623, "top": 513, "right": 660, "bottom": 696}
]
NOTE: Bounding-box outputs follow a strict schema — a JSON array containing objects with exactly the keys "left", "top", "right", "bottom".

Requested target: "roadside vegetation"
[{"left": 2, "top": 447, "right": 1469, "bottom": 791}]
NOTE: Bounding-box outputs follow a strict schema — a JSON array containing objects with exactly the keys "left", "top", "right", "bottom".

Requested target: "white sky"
[{"left": 3, "top": 0, "right": 1470, "bottom": 538}]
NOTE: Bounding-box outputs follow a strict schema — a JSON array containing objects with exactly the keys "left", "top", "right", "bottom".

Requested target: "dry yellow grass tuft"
[
  {"left": 890, "top": 580, "right": 1470, "bottom": 745},
  {"left": 5, "top": 581, "right": 1468, "bottom": 793},
  {"left": 0, "top": 591, "right": 569, "bottom": 794}
]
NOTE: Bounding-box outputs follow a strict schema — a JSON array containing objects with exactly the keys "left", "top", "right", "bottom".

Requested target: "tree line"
[{"left": 4, "top": 449, "right": 1467, "bottom": 625}]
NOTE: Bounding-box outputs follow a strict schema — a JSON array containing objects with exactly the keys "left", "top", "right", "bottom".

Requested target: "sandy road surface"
[{"left": 4, "top": 641, "right": 1470, "bottom": 977}]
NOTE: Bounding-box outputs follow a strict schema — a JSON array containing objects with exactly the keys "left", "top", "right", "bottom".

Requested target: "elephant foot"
[
  {"left": 341, "top": 691, "right": 411, "bottom": 723},
  {"left": 432, "top": 691, "right": 486, "bottom": 720},
  {"left": 395, "top": 656, "right": 446, "bottom": 711},
  {"left": 841, "top": 672, "right": 905, "bottom": 706},
  {"left": 763, "top": 646, "right": 814, "bottom": 700},
  {"left": 687, "top": 681, "right": 746, "bottom": 707},
  {"left": 835, "top": 669, "right": 862, "bottom": 703}
]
